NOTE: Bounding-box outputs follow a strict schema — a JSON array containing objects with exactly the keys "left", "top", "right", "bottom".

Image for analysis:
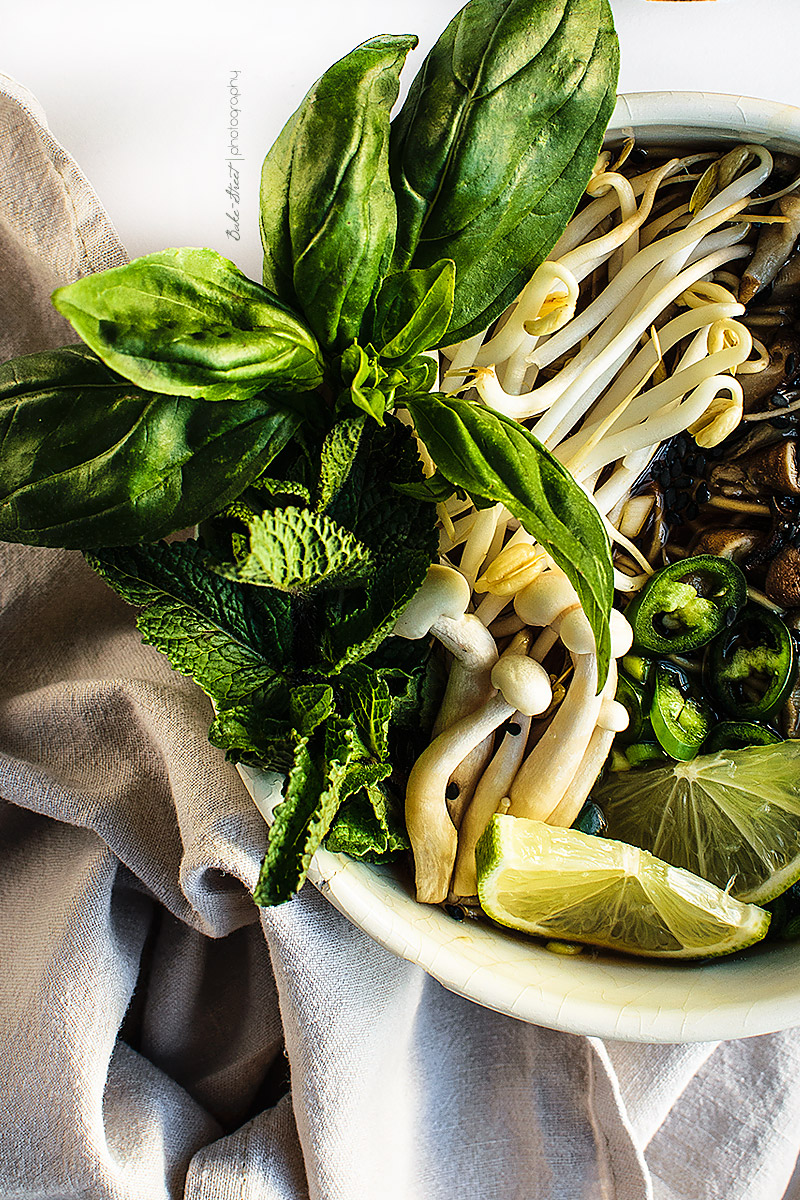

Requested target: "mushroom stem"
[
  {"left": 406, "top": 692, "right": 514, "bottom": 903},
  {"left": 547, "top": 662, "right": 622, "bottom": 828},
  {"left": 740, "top": 190, "right": 800, "bottom": 304},
  {"left": 450, "top": 711, "right": 533, "bottom": 899},
  {"left": 406, "top": 652, "right": 552, "bottom": 903},
  {"left": 507, "top": 651, "right": 603, "bottom": 821},
  {"left": 431, "top": 613, "right": 499, "bottom": 736},
  {"left": 444, "top": 628, "right": 534, "bottom": 826}
]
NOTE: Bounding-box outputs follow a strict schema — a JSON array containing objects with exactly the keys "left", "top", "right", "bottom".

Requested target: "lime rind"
[{"left": 476, "top": 814, "right": 770, "bottom": 960}]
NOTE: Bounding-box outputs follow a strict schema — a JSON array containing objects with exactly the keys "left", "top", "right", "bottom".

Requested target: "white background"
[{"left": 5, "top": 0, "right": 800, "bottom": 282}]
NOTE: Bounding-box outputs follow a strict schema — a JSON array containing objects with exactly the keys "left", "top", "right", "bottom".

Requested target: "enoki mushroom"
[{"left": 401, "top": 139, "right": 786, "bottom": 907}]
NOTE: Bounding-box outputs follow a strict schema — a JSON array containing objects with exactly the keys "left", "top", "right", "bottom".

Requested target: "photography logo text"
[{"left": 226, "top": 70, "right": 242, "bottom": 242}]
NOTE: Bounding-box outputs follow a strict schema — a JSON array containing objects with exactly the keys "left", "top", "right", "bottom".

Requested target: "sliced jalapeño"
[
  {"left": 705, "top": 602, "right": 796, "bottom": 722},
  {"left": 703, "top": 721, "right": 783, "bottom": 753},
  {"left": 614, "top": 673, "right": 648, "bottom": 745},
  {"left": 649, "top": 662, "right": 714, "bottom": 761},
  {"left": 625, "top": 555, "right": 746, "bottom": 655}
]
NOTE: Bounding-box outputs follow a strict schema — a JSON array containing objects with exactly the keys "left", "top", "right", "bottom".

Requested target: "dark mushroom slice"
[
  {"left": 740, "top": 190, "right": 800, "bottom": 305},
  {"left": 744, "top": 439, "right": 800, "bottom": 494},
  {"left": 708, "top": 439, "right": 800, "bottom": 498},
  {"left": 768, "top": 253, "right": 800, "bottom": 304},
  {"left": 740, "top": 330, "right": 800, "bottom": 410},
  {"left": 691, "top": 527, "right": 763, "bottom": 562},
  {"left": 767, "top": 545, "right": 800, "bottom": 607}
]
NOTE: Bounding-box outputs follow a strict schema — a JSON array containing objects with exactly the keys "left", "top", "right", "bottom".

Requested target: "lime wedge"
[
  {"left": 595, "top": 741, "right": 800, "bottom": 904},
  {"left": 475, "top": 814, "right": 770, "bottom": 959}
]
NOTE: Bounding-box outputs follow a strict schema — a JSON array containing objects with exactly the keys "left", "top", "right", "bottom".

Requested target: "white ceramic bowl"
[{"left": 241, "top": 93, "right": 800, "bottom": 1044}]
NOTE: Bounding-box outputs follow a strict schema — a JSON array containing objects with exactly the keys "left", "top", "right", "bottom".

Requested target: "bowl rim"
[{"left": 243, "top": 92, "right": 800, "bottom": 1044}]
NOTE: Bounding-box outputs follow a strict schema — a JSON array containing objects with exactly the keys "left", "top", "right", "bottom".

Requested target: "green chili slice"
[
  {"left": 649, "top": 662, "right": 714, "bottom": 761},
  {"left": 703, "top": 720, "right": 783, "bottom": 753},
  {"left": 705, "top": 602, "right": 796, "bottom": 722},
  {"left": 625, "top": 555, "right": 746, "bottom": 655},
  {"left": 624, "top": 740, "right": 670, "bottom": 769},
  {"left": 614, "top": 673, "right": 648, "bottom": 745}
]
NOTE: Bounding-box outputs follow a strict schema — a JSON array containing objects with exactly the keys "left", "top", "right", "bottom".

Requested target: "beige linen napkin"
[{"left": 2, "top": 72, "right": 800, "bottom": 1200}]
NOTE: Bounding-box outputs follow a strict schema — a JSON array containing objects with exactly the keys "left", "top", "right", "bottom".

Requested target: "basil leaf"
[
  {"left": 260, "top": 35, "right": 417, "bottom": 351},
  {"left": 338, "top": 344, "right": 388, "bottom": 426},
  {"left": 213, "top": 505, "right": 372, "bottom": 593},
  {"left": 52, "top": 248, "right": 323, "bottom": 399},
  {"left": 369, "top": 260, "right": 455, "bottom": 361},
  {"left": 325, "top": 784, "right": 410, "bottom": 861},
  {"left": 87, "top": 540, "right": 294, "bottom": 707},
  {"left": 391, "top": 355, "right": 438, "bottom": 398},
  {"left": 390, "top": 0, "right": 619, "bottom": 342},
  {"left": 0, "top": 346, "right": 298, "bottom": 548},
  {"left": 405, "top": 393, "right": 612, "bottom": 686},
  {"left": 253, "top": 716, "right": 361, "bottom": 905},
  {"left": 392, "top": 470, "right": 458, "bottom": 504}
]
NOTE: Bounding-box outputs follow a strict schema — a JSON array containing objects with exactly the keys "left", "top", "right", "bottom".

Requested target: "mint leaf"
[
  {"left": 337, "top": 663, "right": 392, "bottom": 757},
  {"left": 214, "top": 505, "right": 372, "bottom": 592},
  {"left": 249, "top": 475, "right": 312, "bottom": 506},
  {"left": 321, "top": 416, "right": 438, "bottom": 668},
  {"left": 87, "top": 540, "right": 292, "bottom": 706},
  {"left": 253, "top": 716, "right": 360, "bottom": 905},
  {"left": 317, "top": 416, "right": 367, "bottom": 512},
  {"left": 325, "top": 783, "right": 409, "bottom": 861},
  {"left": 291, "top": 683, "right": 336, "bottom": 735},
  {"left": 209, "top": 687, "right": 295, "bottom": 773}
]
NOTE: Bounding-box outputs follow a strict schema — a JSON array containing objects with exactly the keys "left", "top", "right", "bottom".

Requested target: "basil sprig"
[
  {"left": 0, "top": 0, "right": 620, "bottom": 901},
  {"left": 389, "top": 0, "right": 619, "bottom": 343},
  {"left": 405, "top": 394, "right": 613, "bottom": 686},
  {"left": 260, "top": 34, "right": 418, "bottom": 352},
  {"left": 52, "top": 248, "right": 324, "bottom": 399}
]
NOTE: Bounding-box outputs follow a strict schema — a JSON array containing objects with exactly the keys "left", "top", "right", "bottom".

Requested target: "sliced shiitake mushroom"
[
  {"left": 766, "top": 544, "right": 800, "bottom": 607},
  {"left": 740, "top": 330, "right": 800, "bottom": 409},
  {"left": 691, "top": 527, "right": 763, "bottom": 562}
]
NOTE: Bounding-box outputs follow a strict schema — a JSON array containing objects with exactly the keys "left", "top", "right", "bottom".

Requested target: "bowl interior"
[{"left": 242, "top": 93, "right": 800, "bottom": 1043}]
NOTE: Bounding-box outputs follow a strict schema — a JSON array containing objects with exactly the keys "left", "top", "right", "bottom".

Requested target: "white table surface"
[{"left": 5, "top": 0, "right": 800, "bottom": 284}]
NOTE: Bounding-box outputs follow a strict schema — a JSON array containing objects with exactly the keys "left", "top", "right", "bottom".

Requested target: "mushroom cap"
[
  {"left": 598, "top": 698, "right": 630, "bottom": 733},
  {"left": 490, "top": 655, "right": 552, "bottom": 717},
  {"left": 542, "top": 603, "right": 632, "bottom": 660},
  {"left": 393, "top": 564, "right": 470, "bottom": 640},
  {"left": 560, "top": 608, "right": 595, "bottom": 655},
  {"left": 514, "top": 570, "right": 579, "bottom": 627},
  {"left": 610, "top": 609, "right": 634, "bottom": 659}
]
